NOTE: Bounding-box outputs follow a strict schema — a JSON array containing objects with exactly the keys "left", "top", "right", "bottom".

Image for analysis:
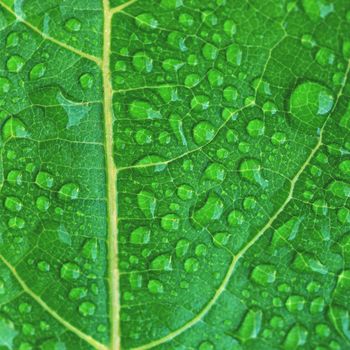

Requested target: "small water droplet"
[
  {"left": 60, "top": 262, "right": 80, "bottom": 281},
  {"left": 58, "top": 183, "right": 80, "bottom": 201},
  {"left": 78, "top": 301, "right": 96, "bottom": 317},
  {"left": 65, "top": 18, "right": 82, "bottom": 32}
]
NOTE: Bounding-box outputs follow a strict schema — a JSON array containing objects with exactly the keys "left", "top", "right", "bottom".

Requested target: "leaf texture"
[{"left": 0, "top": 0, "right": 350, "bottom": 349}]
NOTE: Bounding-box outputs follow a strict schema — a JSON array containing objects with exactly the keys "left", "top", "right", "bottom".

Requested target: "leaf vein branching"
[
  {"left": 0, "top": 255, "right": 108, "bottom": 350},
  {"left": 111, "top": 0, "right": 138, "bottom": 16},
  {"left": 131, "top": 59, "right": 350, "bottom": 350},
  {"left": 0, "top": 0, "right": 102, "bottom": 66}
]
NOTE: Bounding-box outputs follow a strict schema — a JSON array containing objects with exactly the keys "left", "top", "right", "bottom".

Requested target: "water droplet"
[
  {"left": 284, "top": 324, "right": 308, "bottom": 349},
  {"left": 316, "top": 47, "right": 335, "bottom": 67},
  {"left": 175, "top": 239, "right": 190, "bottom": 258},
  {"left": 69, "top": 287, "right": 88, "bottom": 301},
  {"left": 239, "top": 159, "right": 267, "bottom": 188},
  {"left": 184, "top": 257, "right": 199, "bottom": 273},
  {"left": 137, "top": 191, "right": 156, "bottom": 218},
  {"left": 2, "top": 117, "right": 29, "bottom": 141},
  {"left": 129, "top": 100, "right": 161, "bottom": 119},
  {"left": 193, "top": 121, "right": 215, "bottom": 145},
  {"left": 290, "top": 82, "right": 334, "bottom": 127},
  {"left": 57, "top": 91, "right": 90, "bottom": 128},
  {"left": 0, "top": 77, "right": 11, "bottom": 93},
  {"left": 79, "top": 301, "right": 96, "bottom": 317},
  {"left": 184, "top": 73, "right": 200, "bottom": 88},
  {"left": 246, "top": 119, "right": 265, "bottom": 137},
  {"left": 7, "top": 170, "right": 22, "bottom": 185},
  {"left": 328, "top": 180, "right": 350, "bottom": 199},
  {"left": 82, "top": 239, "right": 98, "bottom": 261},
  {"left": 58, "top": 183, "right": 80, "bottom": 201},
  {"left": 7, "top": 55, "right": 25, "bottom": 72},
  {"left": 204, "top": 163, "right": 226, "bottom": 182},
  {"left": 5, "top": 196, "right": 22, "bottom": 212},
  {"left": 79, "top": 73, "right": 94, "bottom": 90},
  {"left": 37, "top": 260, "right": 50, "bottom": 272},
  {"left": 151, "top": 254, "right": 172, "bottom": 271},
  {"left": 251, "top": 264, "right": 276, "bottom": 285},
  {"left": 243, "top": 196, "right": 257, "bottom": 210},
  {"left": 223, "top": 86, "right": 238, "bottom": 102},
  {"left": 130, "top": 227, "right": 150, "bottom": 244},
  {"left": 199, "top": 341, "right": 214, "bottom": 350},
  {"left": 161, "top": 213, "right": 180, "bottom": 231},
  {"left": 238, "top": 309, "right": 262, "bottom": 341},
  {"left": 301, "top": 33, "right": 316, "bottom": 48},
  {"left": 0, "top": 318, "right": 18, "bottom": 349},
  {"left": 302, "top": 0, "right": 334, "bottom": 21},
  {"left": 60, "top": 262, "right": 80, "bottom": 281},
  {"left": 19, "top": 302, "right": 32, "bottom": 315},
  {"left": 65, "top": 18, "right": 82, "bottom": 32},
  {"left": 271, "top": 132, "right": 286, "bottom": 145},
  {"left": 193, "top": 193, "right": 223, "bottom": 226},
  {"left": 213, "top": 232, "right": 229, "bottom": 246},
  {"left": 202, "top": 43, "right": 218, "bottom": 60},
  {"left": 272, "top": 217, "right": 302, "bottom": 246},
  {"left": 208, "top": 69, "right": 223, "bottom": 87},
  {"left": 35, "top": 171, "right": 54, "bottom": 190},
  {"left": 178, "top": 12, "right": 193, "bottom": 27},
  {"left": 36, "top": 196, "right": 50, "bottom": 212},
  {"left": 223, "top": 19, "right": 236, "bottom": 37},
  {"left": 148, "top": 279, "right": 163, "bottom": 294},
  {"left": 228, "top": 210, "right": 244, "bottom": 226},
  {"left": 132, "top": 51, "right": 153, "bottom": 73},
  {"left": 162, "top": 58, "right": 185, "bottom": 72},
  {"left": 6, "top": 32, "right": 19, "bottom": 48},
  {"left": 226, "top": 44, "right": 242, "bottom": 66},
  {"left": 135, "top": 13, "right": 158, "bottom": 30},
  {"left": 285, "top": 295, "right": 305, "bottom": 312},
  {"left": 8, "top": 216, "right": 25, "bottom": 229},
  {"left": 29, "top": 63, "right": 46, "bottom": 80}
]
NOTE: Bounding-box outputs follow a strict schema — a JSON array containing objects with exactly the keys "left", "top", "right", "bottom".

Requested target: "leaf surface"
[{"left": 0, "top": 0, "right": 350, "bottom": 349}]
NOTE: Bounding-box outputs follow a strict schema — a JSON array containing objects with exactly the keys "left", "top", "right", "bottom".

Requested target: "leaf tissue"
[{"left": 0, "top": 0, "right": 350, "bottom": 349}]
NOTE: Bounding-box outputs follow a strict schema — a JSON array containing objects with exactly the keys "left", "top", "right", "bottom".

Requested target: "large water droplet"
[{"left": 290, "top": 82, "right": 334, "bottom": 128}]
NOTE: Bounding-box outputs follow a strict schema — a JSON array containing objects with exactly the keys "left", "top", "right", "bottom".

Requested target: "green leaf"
[{"left": 0, "top": 0, "right": 350, "bottom": 349}]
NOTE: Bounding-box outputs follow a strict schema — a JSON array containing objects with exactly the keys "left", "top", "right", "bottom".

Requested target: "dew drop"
[
  {"left": 161, "top": 213, "right": 180, "bottom": 231},
  {"left": 60, "top": 262, "right": 80, "bottom": 281},
  {"left": 65, "top": 18, "right": 82, "bottom": 32},
  {"left": 130, "top": 227, "right": 150, "bottom": 244},
  {"left": 129, "top": 100, "right": 161, "bottom": 120},
  {"left": 29, "top": 63, "right": 46, "bottom": 80},
  {"left": 175, "top": 239, "right": 190, "bottom": 258},
  {"left": 193, "top": 193, "right": 223, "bottom": 226},
  {"left": 135, "top": 13, "right": 158, "bottom": 30},
  {"left": 79, "top": 73, "right": 94, "bottom": 90},
  {"left": 251, "top": 264, "right": 276, "bottom": 286},
  {"left": 58, "top": 183, "right": 79, "bottom": 201},
  {"left": 4, "top": 196, "right": 22, "bottom": 212},
  {"left": 137, "top": 190, "right": 156, "bottom": 218},
  {"left": 2, "top": 117, "right": 29, "bottom": 141},
  {"left": 7, "top": 55, "right": 25, "bottom": 72},
  {"left": 184, "top": 257, "right": 199, "bottom": 273},
  {"left": 35, "top": 171, "right": 54, "bottom": 190},
  {"left": 226, "top": 44, "right": 242, "bottom": 66},
  {"left": 148, "top": 279, "right": 163, "bottom": 294},
  {"left": 36, "top": 196, "right": 50, "bottom": 212},
  {"left": 69, "top": 287, "right": 88, "bottom": 301},
  {"left": 193, "top": 121, "right": 215, "bottom": 145},
  {"left": 0, "top": 77, "right": 11, "bottom": 93},
  {"left": 290, "top": 81, "right": 334, "bottom": 128},
  {"left": 132, "top": 51, "right": 153, "bottom": 73},
  {"left": 151, "top": 254, "right": 172, "bottom": 271},
  {"left": 79, "top": 301, "right": 96, "bottom": 317}
]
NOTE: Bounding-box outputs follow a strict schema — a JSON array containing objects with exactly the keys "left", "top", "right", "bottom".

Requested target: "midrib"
[{"left": 102, "top": 1, "right": 120, "bottom": 349}]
